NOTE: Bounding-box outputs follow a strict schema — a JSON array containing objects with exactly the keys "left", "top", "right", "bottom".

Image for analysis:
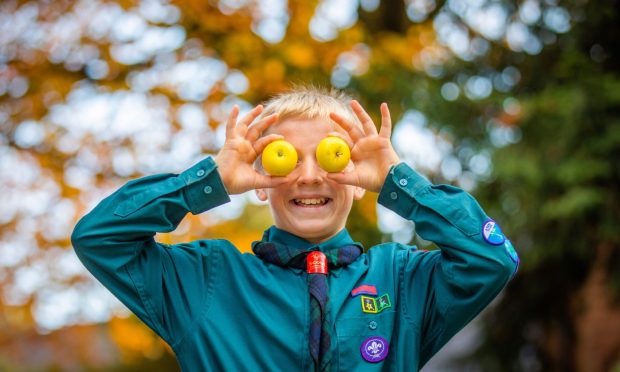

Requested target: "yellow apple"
[
  {"left": 316, "top": 136, "right": 351, "bottom": 173},
  {"left": 261, "top": 139, "right": 298, "bottom": 176}
]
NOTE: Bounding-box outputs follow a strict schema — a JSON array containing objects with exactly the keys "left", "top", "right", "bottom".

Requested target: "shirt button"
[
  {"left": 203, "top": 185, "right": 213, "bottom": 194},
  {"left": 368, "top": 321, "right": 378, "bottom": 330},
  {"left": 196, "top": 169, "right": 206, "bottom": 177},
  {"left": 399, "top": 178, "right": 408, "bottom": 186},
  {"left": 390, "top": 192, "right": 398, "bottom": 200}
]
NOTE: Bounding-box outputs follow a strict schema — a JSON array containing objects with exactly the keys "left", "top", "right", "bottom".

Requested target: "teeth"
[{"left": 295, "top": 198, "right": 327, "bottom": 205}]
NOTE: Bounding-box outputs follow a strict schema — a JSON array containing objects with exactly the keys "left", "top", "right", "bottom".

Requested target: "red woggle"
[{"left": 307, "top": 251, "right": 328, "bottom": 275}]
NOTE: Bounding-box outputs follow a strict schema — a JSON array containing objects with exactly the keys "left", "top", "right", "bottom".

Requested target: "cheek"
[
  {"left": 270, "top": 189, "right": 289, "bottom": 207},
  {"left": 334, "top": 188, "right": 356, "bottom": 209}
]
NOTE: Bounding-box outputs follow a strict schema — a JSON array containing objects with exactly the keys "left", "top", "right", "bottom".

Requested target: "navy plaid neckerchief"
[{"left": 252, "top": 240, "right": 362, "bottom": 372}]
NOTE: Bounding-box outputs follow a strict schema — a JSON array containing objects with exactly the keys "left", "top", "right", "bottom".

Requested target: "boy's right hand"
[{"left": 214, "top": 105, "right": 287, "bottom": 195}]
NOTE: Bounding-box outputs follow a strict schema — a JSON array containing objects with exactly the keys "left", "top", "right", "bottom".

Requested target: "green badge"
[
  {"left": 361, "top": 296, "right": 378, "bottom": 313},
  {"left": 361, "top": 294, "right": 392, "bottom": 314},
  {"left": 377, "top": 294, "right": 391, "bottom": 312}
]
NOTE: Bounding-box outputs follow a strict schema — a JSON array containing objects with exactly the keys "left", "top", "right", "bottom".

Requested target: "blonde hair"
[{"left": 258, "top": 85, "right": 361, "bottom": 128}]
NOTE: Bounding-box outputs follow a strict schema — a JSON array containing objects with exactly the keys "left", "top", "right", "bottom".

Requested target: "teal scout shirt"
[{"left": 71, "top": 157, "right": 518, "bottom": 371}]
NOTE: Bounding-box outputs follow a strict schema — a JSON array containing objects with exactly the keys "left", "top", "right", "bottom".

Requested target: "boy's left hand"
[{"left": 328, "top": 100, "right": 401, "bottom": 193}]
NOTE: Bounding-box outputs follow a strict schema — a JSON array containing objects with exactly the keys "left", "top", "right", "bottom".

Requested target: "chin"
[{"left": 290, "top": 224, "right": 337, "bottom": 243}]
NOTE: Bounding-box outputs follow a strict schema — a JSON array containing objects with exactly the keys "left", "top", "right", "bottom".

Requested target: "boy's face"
[{"left": 255, "top": 117, "right": 365, "bottom": 244}]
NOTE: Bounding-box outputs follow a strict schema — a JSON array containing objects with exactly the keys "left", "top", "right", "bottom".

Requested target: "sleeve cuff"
[
  {"left": 377, "top": 162, "right": 431, "bottom": 218},
  {"left": 180, "top": 157, "right": 230, "bottom": 215}
]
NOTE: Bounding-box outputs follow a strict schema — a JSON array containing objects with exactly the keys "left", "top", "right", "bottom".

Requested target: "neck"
[{"left": 276, "top": 228, "right": 342, "bottom": 245}]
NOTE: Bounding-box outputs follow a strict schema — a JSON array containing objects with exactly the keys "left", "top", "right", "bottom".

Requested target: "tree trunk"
[{"left": 573, "top": 243, "right": 620, "bottom": 372}]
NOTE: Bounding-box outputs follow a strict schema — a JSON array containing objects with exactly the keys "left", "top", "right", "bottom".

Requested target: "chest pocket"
[{"left": 335, "top": 310, "right": 396, "bottom": 372}]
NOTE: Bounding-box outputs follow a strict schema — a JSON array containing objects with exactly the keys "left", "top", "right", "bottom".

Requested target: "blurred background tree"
[
  {"left": 469, "top": 1, "right": 620, "bottom": 371},
  {"left": 0, "top": 0, "right": 617, "bottom": 370}
]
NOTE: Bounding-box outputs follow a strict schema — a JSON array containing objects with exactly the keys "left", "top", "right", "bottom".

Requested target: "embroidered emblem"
[
  {"left": 361, "top": 296, "right": 378, "bottom": 313},
  {"left": 482, "top": 219, "right": 506, "bottom": 245},
  {"left": 360, "top": 336, "right": 389, "bottom": 363},
  {"left": 504, "top": 240, "right": 519, "bottom": 263},
  {"left": 351, "top": 284, "right": 377, "bottom": 297},
  {"left": 377, "top": 294, "right": 391, "bottom": 312},
  {"left": 504, "top": 240, "right": 520, "bottom": 278}
]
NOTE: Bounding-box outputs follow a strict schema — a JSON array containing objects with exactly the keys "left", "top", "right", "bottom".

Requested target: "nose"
[{"left": 296, "top": 156, "right": 325, "bottom": 185}]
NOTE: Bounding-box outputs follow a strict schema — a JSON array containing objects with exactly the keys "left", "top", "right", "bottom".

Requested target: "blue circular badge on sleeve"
[
  {"left": 360, "top": 336, "right": 389, "bottom": 363},
  {"left": 482, "top": 219, "right": 505, "bottom": 246}
]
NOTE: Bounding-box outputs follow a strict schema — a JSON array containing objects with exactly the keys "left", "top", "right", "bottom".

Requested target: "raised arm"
[
  {"left": 71, "top": 105, "right": 285, "bottom": 346},
  {"left": 330, "top": 101, "right": 518, "bottom": 366},
  {"left": 378, "top": 163, "right": 518, "bottom": 365},
  {"left": 71, "top": 156, "right": 230, "bottom": 345}
]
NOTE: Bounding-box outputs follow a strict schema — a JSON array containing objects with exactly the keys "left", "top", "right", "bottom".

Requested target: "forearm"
[{"left": 378, "top": 162, "right": 517, "bottom": 293}]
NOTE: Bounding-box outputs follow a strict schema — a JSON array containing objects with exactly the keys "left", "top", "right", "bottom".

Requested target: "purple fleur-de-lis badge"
[{"left": 360, "top": 336, "right": 389, "bottom": 363}]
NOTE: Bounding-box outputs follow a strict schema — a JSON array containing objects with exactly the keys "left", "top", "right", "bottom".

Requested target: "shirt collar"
[{"left": 261, "top": 225, "right": 362, "bottom": 250}]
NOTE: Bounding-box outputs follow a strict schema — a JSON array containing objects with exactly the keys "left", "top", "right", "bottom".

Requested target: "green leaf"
[{"left": 541, "top": 187, "right": 605, "bottom": 219}]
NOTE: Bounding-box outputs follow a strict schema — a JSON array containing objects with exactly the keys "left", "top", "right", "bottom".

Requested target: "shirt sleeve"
[
  {"left": 377, "top": 162, "right": 519, "bottom": 366},
  {"left": 71, "top": 156, "right": 230, "bottom": 347}
]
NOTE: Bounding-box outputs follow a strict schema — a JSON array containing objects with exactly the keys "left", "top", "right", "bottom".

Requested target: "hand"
[
  {"left": 328, "top": 100, "right": 400, "bottom": 193},
  {"left": 214, "top": 105, "right": 288, "bottom": 195}
]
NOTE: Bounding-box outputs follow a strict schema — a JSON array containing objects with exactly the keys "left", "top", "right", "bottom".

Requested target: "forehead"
[{"left": 265, "top": 117, "right": 349, "bottom": 146}]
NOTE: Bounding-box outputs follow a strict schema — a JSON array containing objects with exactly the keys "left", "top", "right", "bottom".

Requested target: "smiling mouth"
[{"left": 292, "top": 198, "right": 331, "bottom": 207}]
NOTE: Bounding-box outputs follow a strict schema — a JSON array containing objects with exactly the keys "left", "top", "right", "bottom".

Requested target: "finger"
[
  {"left": 253, "top": 173, "right": 292, "bottom": 189},
  {"left": 226, "top": 105, "right": 240, "bottom": 138},
  {"left": 326, "top": 171, "right": 361, "bottom": 187},
  {"left": 379, "top": 102, "right": 392, "bottom": 139},
  {"left": 330, "top": 112, "right": 364, "bottom": 142},
  {"left": 238, "top": 105, "right": 264, "bottom": 130},
  {"left": 350, "top": 100, "right": 378, "bottom": 136},
  {"left": 246, "top": 113, "right": 279, "bottom": 142},
  {"left": 253, "top": 134, "right": 284, "bottom": 154}
]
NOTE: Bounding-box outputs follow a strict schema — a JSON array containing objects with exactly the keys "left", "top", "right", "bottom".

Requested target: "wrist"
[
  {"left": 213, "top": 155, "right": 235, "bottom": 194},
  {"left": 372, "top": 165, "right": 395, "bottom": 193},
  {"left": 377, "top": 154, "right": 400, "bottom": 191}
]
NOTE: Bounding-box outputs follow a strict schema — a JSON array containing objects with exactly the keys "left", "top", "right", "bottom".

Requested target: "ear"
[
  {"left": 353, "top": 186, "right": 365, "bottom": 201},
  {"left": 255, "top": 188, "right": 268, "bottom": 202}
]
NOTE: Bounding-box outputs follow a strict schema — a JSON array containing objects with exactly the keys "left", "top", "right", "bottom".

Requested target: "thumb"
[
  {"left": 253, "top": 173, "right": 292, "bottom": 189},
  {"left": 326, "top": 171, "right": 360, "bottom": 187}
]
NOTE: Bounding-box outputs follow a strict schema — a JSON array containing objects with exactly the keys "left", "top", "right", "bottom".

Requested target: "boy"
[{"left": 71, "top": 87, "right": 519, "bottom": 371}]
